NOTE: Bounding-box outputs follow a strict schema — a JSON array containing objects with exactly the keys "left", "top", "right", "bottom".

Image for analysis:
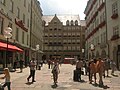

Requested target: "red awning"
[{"left": 0, "top": 42, "right": 23, "bottom": 52}]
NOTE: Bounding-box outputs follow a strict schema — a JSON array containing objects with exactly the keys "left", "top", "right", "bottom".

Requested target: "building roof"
[{"left": 42, "top": 14, "right": 85, "bottom": 26}]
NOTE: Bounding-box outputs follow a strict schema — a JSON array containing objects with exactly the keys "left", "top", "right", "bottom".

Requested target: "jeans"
[
  {"left": 27, "top": 70, "right": 35, "bottom": 82},
  {"left": 2, "top": 82, "right": 11, "bottom": 90}
]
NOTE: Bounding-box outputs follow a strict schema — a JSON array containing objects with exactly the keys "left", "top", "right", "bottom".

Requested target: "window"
[
  {"left": 9, "top": 0, "right": 13, "bottom": 12},
  {"left": 24, "top": 0, "right": 26, "bottom": 7},
  {"left": 54, "top": 28, "right": 57, "bottom": 30},
  {"left": 27, "top": 18, "right": 29, "bottom": 27},
  {"left": 16, "top": 28, "right": 19, "bottom": 41},
  {"left": 113, "top": 25, "right": 119, "bottom": 35},
  {"left": 28, "top": 3, "right": 30, "bottom": 12},
  {"left": 112, "top": 2, "right": 118, "bottom": 14},
  {"left": 68, "top": 46, "right": 71, "bottom": 50},
  {"left": 17, "top": 7, "right": 20, "bottom": 18},
  {"left": 75, "top": 20, "right": 78, "bottom": 26},
  {"left": 27, "top": 35, "right": 29, "bottom": 45},
  {"left": 0, "top": 17, "right": 3, "bottom": 34},
  {"left": 72, "top": 46, "right": 76, "bottom": 50},
  {"left": 66, "top": 20, "right": 69, "bottom": 26},
  {"left": 23, "top": 14, "right": 25, "bottom": 24},
  {"left": 22, "top": 31, "right": 24, "bottom": 44},
  {"left": 1, "top": 0, "right": 5, "bottom": 5},
  {"left": 71, "top": 20, "right": 74, "bottom": 26}
]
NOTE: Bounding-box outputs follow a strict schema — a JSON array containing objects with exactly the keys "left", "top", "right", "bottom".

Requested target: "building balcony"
[
  {"left": 98, "top": 21, "right": 106, "bottom": 28},
  {"left": 98, "top": 2, "right": 105, "bottom": 11},
  {"left": 111, "top": 13, "right": 118, "bottom": 19},
  {"left": 111, "top": 34, "right": 119, "bottom": 41}
]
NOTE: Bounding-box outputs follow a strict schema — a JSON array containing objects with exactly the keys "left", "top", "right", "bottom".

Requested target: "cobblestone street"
[{"left": 0, "top": 64, "right": 120, "bottom": 90}]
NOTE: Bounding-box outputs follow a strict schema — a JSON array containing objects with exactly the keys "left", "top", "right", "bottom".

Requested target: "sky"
[{"left": 38, "top": 0, "right": 88, "bottom": 20}]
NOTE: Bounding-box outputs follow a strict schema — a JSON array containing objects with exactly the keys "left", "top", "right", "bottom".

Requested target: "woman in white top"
[{"left": 0, "top": 68, "right": 11, "bottom": 90}]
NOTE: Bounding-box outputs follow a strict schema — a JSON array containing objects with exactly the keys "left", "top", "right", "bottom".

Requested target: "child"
[{"left": 0, "top": 68, "right": 11, "bottom": 90}]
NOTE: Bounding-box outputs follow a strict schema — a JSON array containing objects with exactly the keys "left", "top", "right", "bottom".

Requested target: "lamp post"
[
  {"left": 3, "top": 27, "right": 12, "bottom": 68},
  {"left": 36, "top": 44, "right": 40, "bottom": 67},
  {"left": 90, "top": 44, "right": 95, "bottom": 59},
  {"left": 82, "top": 49, "right": 85, "bottom": 59}
]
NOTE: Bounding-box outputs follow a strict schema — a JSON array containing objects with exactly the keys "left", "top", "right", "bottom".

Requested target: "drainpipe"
[
  {"left": 30, "top": 0, "right": 33, "bottom": 60},
  {"left": 105, "top": 0, "right": 110, "bottom": 59}
]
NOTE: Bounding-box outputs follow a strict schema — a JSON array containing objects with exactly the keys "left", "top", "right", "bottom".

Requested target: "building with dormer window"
[{"left": 42, "top": 14, "right": 85, "bottom": 63}]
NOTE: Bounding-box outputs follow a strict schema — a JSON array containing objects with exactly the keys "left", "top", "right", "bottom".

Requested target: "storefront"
[{"left": 0, "top": 41, "right": 23, "bottom": 69}]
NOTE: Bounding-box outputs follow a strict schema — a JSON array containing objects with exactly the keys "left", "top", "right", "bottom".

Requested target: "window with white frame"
[
  {"left": 63, "top": 46, "right": 67, "bottom": 50},
  {"left": 17, "top": 7, "right": 20, "bottom": 18},
  {"left": 23, "top": 14, "right": 25, "bottom": 24},
  {"left": 72, "top": 46, "right": 76, "bottom": 50},
  {"left": 9, "top": 0, "right": 13, "bottom": 12},
  {"left": 53, "top": 47, "right": 57, "bottom": 50},
  {"left": 16, "top": 27, "right": 19, "bottom": 41},
  {"left": 22, "top": 31, "right": 24, "bottom": 44},
  {"left": 68, "top": 46, "right": 71, "bottom": 50},
  {"left": 49, "top": 46, "right": 52, "bottom": 50},
  {"left": 44, "top": 46, "right": 48, "bottom": 50},
  {"left": 1, "top": 0, "right": 5, "bottom": 5},
  {"left": 77, "top": 46, "right": 80, "bottom": 50},
  {"left": 112, "top": 2, "right": 118, "bottom": 14},
  {"left": 0, "top": 17, "right": 3, "bottom": 34},
  {"left": 113, "top": 25, "right": 119, "bottom": 36},
  {"left": 24, "top": 0, "right": 26, "bottom": 7}
]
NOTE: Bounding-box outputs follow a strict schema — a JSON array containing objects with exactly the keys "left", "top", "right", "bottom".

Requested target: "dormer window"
[
  {"left": 54, "top": 21, "right": 57, "bottom": 24},
  {"left": 75, "top": 20, "right": 78, "bottom": 26},
  {"left": 66, "top": 20, "right": 69, "bottom": 26},
  {"left": 71, "top": 20, "right": 74, "bottom": 26}
]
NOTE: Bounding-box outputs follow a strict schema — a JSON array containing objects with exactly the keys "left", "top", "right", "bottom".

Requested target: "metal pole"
[{"left": 6, "top": 38, "right": 8, "bottom": 68}]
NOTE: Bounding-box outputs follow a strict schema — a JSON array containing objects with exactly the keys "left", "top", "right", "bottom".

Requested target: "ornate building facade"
[{"left": 42, "top": 14, "right": 85, "bottom": 62}]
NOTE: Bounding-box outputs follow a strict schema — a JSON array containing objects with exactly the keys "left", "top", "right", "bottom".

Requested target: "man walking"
[
  {"left": 27, "top": 58, "right": 36, "bottom": 83},
  {"left": 76, "top": 59, "right": 83, "bottom": 81}
]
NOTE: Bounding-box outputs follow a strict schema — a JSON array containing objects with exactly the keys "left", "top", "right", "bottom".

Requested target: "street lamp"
[
  {"left": 90, "top": 44, "right": 95, "bottom": 59},
  {"left": 3, "top": 27, "right": 12, "bottom": 68}
]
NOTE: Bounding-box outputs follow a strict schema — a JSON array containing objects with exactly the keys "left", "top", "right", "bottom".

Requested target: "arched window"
[
  {"left": 75, "top": 20, "right": 78, "bottom": 26},
  {"left": 71, "top": 20, "right": 74, "bottom": 26},
  {"left": 66, "top": 20, "right": 69, "bottom": 26}
]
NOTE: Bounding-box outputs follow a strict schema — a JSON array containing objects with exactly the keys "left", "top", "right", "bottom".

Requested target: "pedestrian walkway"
[{"left": 0, "top": 64, "right": 120, "bottom": 90}]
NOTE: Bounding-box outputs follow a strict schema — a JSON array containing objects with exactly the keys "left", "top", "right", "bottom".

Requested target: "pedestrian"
[
  {"left": 76, "top": 58, "right": 83, "bottom": 81},
  {"left": 0, "top": 68, "right": 11, "bottom": 90},
  {"left": 51, "top": 60, "right": 60, "bottom": 85},
  {"left": 13, "top": 61, "right": 17, "bottom": 71},
  {"left": 27, "top": 58, "right": 36, "bottom": 83},
  {"left": 19, "top": 59, "right": 24, "bottom": 72},
  {"left": 88, "top": 59, "right": 93, "bottom": 82},
  {"left": 104, "top": 58, "right": 110, "bottom": 77},
  {"left": 48, "top": 59, "right": 51, "bottom": 69},
  {"left": 110, "top": 60, "right": 116, "bottom": 75}
]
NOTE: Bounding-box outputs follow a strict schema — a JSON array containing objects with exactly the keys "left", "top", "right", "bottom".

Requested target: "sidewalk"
[{"left": 0, "top": 64, "right": 120, "bottom": 90}]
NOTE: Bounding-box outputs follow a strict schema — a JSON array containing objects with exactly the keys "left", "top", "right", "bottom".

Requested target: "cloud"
[{"left": 39, "top": 0, "right": 88, "bottom": 20}]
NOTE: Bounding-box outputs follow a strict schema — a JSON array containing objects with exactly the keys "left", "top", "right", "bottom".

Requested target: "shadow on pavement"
[
  {"left": 25, "top": 82, "right": 33, "bottom": 85},
  {"left": 105, "top": 76, "right": 112, "bottom": 78},
  {"left": 79, "top": 80, "right": 87, "bottom": 83},
  {"left": 92, "top": 83, "right": 110, "bottom": 89},
  {"left": 51, "top": 84, "right": 58, "bottom": 88},
  {"left": 112, "top": 74, "right": 118, "bottom": 77}
]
